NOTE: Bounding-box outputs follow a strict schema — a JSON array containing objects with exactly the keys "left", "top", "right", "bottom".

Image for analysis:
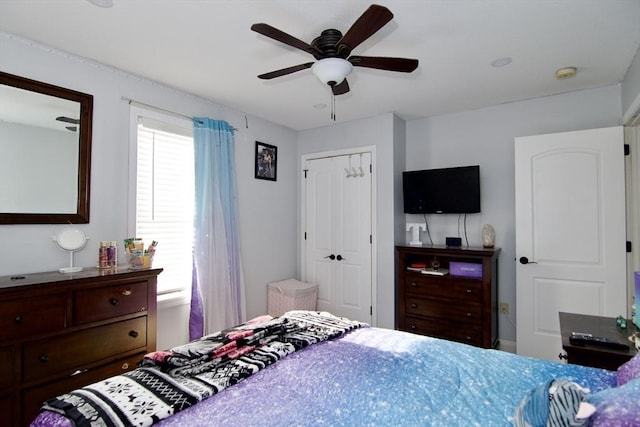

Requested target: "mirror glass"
[{"left": 0, "top": 71, "right": 93, "bottom": 224}]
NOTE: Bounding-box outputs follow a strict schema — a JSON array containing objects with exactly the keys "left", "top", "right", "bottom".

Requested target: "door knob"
[
  {"left": 519, "top": 256, "right": 537, "bottom": 265},
  {"left": 336, "top": 255, "right": 344, "bottom": 261},
  {"left": 324, "top": 254, "right": 336, "bottom": 260}
]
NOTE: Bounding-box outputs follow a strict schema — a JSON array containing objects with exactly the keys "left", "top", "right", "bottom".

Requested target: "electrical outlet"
[{"left": 499, "top": 302, "right": 509, "bottom": 315}]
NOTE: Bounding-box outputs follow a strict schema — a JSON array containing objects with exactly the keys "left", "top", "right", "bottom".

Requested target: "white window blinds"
[{"left": 136, "top": 117, "right": 194, "bottom": 295}]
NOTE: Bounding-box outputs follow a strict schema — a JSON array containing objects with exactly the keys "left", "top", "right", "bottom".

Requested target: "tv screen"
[{"left": 403, "top": 165, "right": 481, "bottom": 214}]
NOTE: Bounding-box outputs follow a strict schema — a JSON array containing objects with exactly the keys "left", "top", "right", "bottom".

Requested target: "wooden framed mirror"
[{"left": 0, "top": 71, "right": 93, "bottom": 224}]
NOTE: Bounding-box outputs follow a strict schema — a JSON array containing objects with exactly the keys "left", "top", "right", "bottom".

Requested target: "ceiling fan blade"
[
  {"left": 336, "top": 5, "right": 393, "bottom": 56},
  {"left": 331, "top": 79, "right": 350, "bottom": 96},
  {"left": 349, "top": 56, "right": 419, "bottom": 73},
  {"left": 251, "top": 23, "right": 322, "bottom": 58},
  {"left": 257, "top": 62, "right": 314, "bottom": 80},
  {"left": 56, "top": 116, "right": 80, "bottom": 124}
]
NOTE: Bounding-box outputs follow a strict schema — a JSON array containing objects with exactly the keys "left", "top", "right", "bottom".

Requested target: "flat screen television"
[{"left": 403, "top": 165, "right": 481, "bottom": 214}]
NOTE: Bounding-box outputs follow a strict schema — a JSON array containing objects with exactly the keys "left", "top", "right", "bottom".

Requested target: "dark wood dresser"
[
  {"left": 396, "top": 245, "right": 500, "bottom": 348},
  {"left": 0, "top": 267, "right": 162, "bottom": 426}
]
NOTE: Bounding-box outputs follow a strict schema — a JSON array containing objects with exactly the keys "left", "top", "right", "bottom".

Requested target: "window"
[{"left": 129, "top": 106, "right": 194, "bottom": 297}]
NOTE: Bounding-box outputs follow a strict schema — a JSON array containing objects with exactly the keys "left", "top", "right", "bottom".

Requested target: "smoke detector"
[{"left": 555, "top": 67, "right": 577, "bottom": 79}]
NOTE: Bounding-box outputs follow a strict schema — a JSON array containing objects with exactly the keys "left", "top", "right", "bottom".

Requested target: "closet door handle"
[{"left": 324, "top": 254, "right": 336, "bottom": 260}]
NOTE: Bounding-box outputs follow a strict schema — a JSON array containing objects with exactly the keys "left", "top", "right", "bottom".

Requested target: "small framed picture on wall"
[{"left": 255, "top": 141, "right": 277, "bottom": 181}]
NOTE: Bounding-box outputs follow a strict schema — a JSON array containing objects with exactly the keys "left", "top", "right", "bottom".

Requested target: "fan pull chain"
[{"left": 331, "top": 92, "right": 336, "bottom": 121}]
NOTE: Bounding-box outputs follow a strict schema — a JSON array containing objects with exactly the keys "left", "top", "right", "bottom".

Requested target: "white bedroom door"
[
  {"left": 515, "top": 126, "right": 626, "bottom": 361},
  {"left": 303, "top": 152, "right": 372, "bottom": 324}
]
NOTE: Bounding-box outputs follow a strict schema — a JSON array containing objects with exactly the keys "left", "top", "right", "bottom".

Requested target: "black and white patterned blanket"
[{"left": 41, "top": 311, "right": 367, "bottom": 427}]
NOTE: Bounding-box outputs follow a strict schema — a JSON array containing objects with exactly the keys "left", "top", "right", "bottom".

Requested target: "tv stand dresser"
[
  {"left": 396, "top": 245, "right": 500, "bottom": 348},
  {"left": 0, "top": 267, "right": 162, "bottom": 426}
]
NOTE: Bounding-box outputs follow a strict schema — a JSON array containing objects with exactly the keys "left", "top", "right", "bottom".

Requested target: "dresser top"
[
  {"left": 0, "top": 266, "right": 163, "bottom": 290},
  {"left": 396, "top": 244, "right": 501, "bottom": 256}
]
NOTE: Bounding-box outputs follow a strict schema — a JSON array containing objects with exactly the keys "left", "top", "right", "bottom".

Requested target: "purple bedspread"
[{"left": 32, "top": 326, "right": 616, "bottom": 427}]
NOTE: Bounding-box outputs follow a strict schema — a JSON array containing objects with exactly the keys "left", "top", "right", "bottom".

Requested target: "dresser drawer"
[
  {"left": 0, "top": 346, "right": 14, "bottom": 388},
  {"left": 74, "top": 281, "right": 148, "bottom": 325},
  {"left": 404, "top": 275, "right": 482, "bottom": 302},
  {"left": 0, "top": 392, "right": 14, "bottom": 427},
  {"left": 403, "top": 315, "right": 482, "bottom": 346},
  {"left": 22, "top": 317, "right": 147, "bottom": 383},
  {"left": 405, "top": 296, "right": 481, "bottom": 323},
  {"left": 0, "top": 295, "right": 67, "bottom": 342},
  {"left": 21, "top": 352, "right": 145, "bottom": 426}
]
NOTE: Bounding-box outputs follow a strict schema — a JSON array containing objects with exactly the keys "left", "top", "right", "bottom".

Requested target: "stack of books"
[
  {"left": 406, "top": 261, "right": 449, "bottom": 276},
  {"left": 406, "top": 262, "right": 427, "bottom": 272}
]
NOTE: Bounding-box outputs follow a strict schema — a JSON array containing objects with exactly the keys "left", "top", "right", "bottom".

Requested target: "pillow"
[
  {"left": 588, "top": 377, "right": 640, "bottom": 426},
  {"left": 616, "top": 351, "right": 640, "bottom": 386}
]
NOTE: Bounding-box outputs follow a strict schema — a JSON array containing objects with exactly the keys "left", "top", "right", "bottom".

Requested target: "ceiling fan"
[{"left": 251, "top": 4, "right": 419, "bottom": 96}]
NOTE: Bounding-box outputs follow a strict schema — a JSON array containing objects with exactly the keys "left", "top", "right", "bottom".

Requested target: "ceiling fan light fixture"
[{"left": 312, "top": 58, "right": 353, "bottom": 86}]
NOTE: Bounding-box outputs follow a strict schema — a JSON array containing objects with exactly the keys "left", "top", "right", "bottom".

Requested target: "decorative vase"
[{"left": 482, "top": 224, "right": 495, "bottom": 248}]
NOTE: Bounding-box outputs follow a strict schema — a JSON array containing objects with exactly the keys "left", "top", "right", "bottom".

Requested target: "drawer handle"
[
  {"left": 466, "top": 289, "right": 472, "bottom": 294},
  {"left": 466, "top": 312, "right": 472, "bottom": 317},
  {"left": 129, "top": 330, "right": 139, "bottom": 338},
  {"left": 410, "top": 324, "right": 417, "bottom": 330},
  {"left": 410, "top": 282, "right": 417, "bottom": 287},
  {"left": 466, "top": 336, "right": 472, "bottom": 341},
  {"left": 70, "top": 369, "right": 88, "bottom": 377},
  {"left": 122, "top": 362, "right": 130, "bottom": 370},
  {"left": 15, "top": 315, "right": 23, "bottom": 324},
  {"left": 110, "top": 298, "right": 120, "bottom": 306},
  {"left": 39, "top": 354, "right": 49, "bottom": 363},
  {"left": 411, "top": 303, "right": 417, "bottom": 309},
  {"left": 122, "top": 289, "right": 132, "bottom": 296}
]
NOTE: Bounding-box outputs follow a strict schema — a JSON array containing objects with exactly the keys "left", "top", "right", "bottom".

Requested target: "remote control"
[{"left": 569, "top": 332, "right": 630, "bottom": 350}]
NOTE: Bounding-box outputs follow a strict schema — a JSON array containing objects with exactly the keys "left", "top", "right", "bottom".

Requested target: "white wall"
[
  {"left": 236, "top": 119, "right": 299, "bottom": 320},
  {"left": 0, "top": 34, "right": 297, "bottom": 347},
  {"left": 622, "top": 47, "right": 640, "bottom": 122},
  {"left": 405, "top": 85, "right": 623, "bottom": 342},
  {"left": 4, "top": 32, "right": 637, "bottom": 349},
  {"left": 297, "top": 113, "right": 399, "bottom": 328}
]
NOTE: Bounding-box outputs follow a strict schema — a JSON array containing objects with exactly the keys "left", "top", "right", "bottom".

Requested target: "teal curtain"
[{"left": 191, "top": 118, "right": 244, "bottom": 339}]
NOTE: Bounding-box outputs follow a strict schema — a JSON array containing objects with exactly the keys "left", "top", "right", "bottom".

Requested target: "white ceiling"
[{"left": 1, "top": 0, "right": 639, "bottom": 131}]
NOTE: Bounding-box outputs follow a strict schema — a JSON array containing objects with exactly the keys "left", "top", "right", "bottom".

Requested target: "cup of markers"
[{"left": 124, "top": 238, "right": 157, "bottom": 269}]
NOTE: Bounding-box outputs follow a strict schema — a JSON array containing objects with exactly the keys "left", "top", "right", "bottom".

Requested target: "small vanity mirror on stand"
[{"left": 54, "top": 228, "right": 88, "bottom": 273}]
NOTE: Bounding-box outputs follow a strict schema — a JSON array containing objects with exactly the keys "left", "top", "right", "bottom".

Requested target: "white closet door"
[{"left": 304, "top": 152, "right": 372, "bottom": 323}]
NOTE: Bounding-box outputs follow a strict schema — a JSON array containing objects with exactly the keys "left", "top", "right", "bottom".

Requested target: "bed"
[{"left": 31, "top": 311, "right": 640, "bottom": 426}]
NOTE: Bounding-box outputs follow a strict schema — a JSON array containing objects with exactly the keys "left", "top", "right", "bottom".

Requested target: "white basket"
[{"left": 267, "top": 279, "right": 318, "bottom": 317}]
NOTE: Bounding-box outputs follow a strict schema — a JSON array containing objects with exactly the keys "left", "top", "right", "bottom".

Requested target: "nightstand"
[{"left": 559, "top": 312, "right": 637, "bottom": 370}]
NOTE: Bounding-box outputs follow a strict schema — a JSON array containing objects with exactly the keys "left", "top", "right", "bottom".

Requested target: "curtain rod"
[{"left": 121, "top": 96, "right": 239, "bottom": 131}]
